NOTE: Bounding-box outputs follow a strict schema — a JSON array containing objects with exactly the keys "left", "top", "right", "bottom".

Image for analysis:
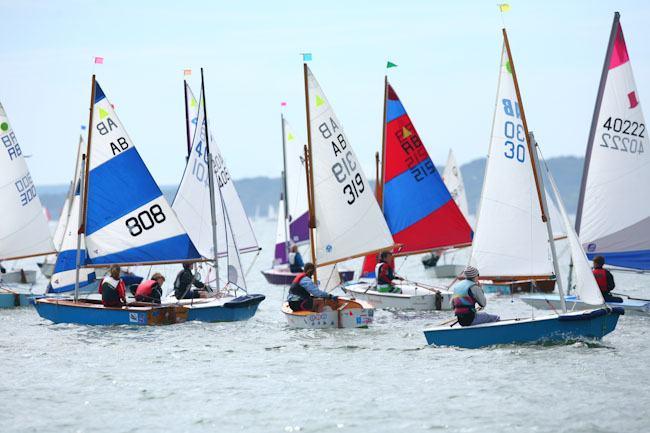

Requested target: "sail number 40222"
[{"left": 600, "top": 116, "right": 645, "bottom": 154}]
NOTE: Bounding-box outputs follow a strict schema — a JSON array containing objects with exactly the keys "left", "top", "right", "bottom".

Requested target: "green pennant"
[{"left": 386, "top": 61, "right": 398, "bottom": 69}]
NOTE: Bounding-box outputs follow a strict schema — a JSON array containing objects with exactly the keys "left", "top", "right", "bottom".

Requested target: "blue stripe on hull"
[
  {"left": 0, "top": 293, "right": 31, "bottom": 308},
  {"left": 587, "top": 250, "right": 650, "bottom": 271},
  {"left": 88, "top": 234, "right": 200, "bottom": 265},
  {"left": 87, "top": 147, "right": 163, "bottom": 235},
  {"left": 423, "top": 308, "right": 622, "bottom": 349},
  {"left": 383, "top": 158, "right": 451, "bottom": 234}
]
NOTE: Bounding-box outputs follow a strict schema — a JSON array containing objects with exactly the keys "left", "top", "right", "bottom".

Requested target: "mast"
[
  {"left": 374, "top": 151, "right": 380, "bottom": 201},
  {"left": 200, "top": 67, "right": 220, "bottom": 289},
  {"left": 80, "top": 74, "right": 96, "bottom": 236},
  {"left": 575, "top": 12, "right": 620, "bottom": 234},
  {"left": 183, "top": 80, "right": 192, "bottom": 159},
  {"left": 502, "top": 28, "right": 546, "bottom": 222},
  {"left": 378, "top": 75, "right": 388, "bottom": 209},
  {"left": 530, "top": 133, "right": 567, "bottom": 313},
  {"left": 280, "top": 113, "right": 290, "bottom": 261},
  {"left": 303, "top": 63, "right": 318, "bottom": 282},
  {"left": 73, "top": 155, "right": 87, "bottom": 302}
]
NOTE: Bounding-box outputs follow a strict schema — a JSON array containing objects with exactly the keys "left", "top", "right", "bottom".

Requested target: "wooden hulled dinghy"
[{"left": 282, "top": 298, "right": 373, "bottom": 329}]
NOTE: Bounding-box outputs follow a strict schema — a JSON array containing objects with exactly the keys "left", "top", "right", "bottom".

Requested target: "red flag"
[{"left": 94, "top": 56, "right": 104, "bottom": 64}]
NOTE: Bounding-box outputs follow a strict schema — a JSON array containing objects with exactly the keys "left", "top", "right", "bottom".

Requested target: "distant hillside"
[{"left": 37, "top": 156, "right": 584, "bottom": 221}]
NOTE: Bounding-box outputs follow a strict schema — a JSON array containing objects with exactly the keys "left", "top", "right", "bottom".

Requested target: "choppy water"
[{"left": 1, "top": 219, "right": 649, "bottom": 433}]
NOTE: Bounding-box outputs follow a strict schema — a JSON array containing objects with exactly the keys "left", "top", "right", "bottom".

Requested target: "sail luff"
[
  {"left": 303, "top": 63, "right": 318, "bottom": 281},
  {"left": 576, "top": 12, "right": 621, "bottom": 234},
  {"left": 183, "top": 80, "right": 192, "bottom": 158},
  {"left": 80, "top": 75, "right": 96, "bottom": 235}
]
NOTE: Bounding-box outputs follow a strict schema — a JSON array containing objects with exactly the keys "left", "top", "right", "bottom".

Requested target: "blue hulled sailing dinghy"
[
  {"left": 34, "top": 75, "right": 263, "bottom": 325},
  {"left": 423, "top": 29, "right": 623, "bottom": 348}
]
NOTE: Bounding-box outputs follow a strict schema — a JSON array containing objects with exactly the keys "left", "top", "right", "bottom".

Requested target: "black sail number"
[{"left": 125, "top": 204, "right": 166, "bottom": 237}]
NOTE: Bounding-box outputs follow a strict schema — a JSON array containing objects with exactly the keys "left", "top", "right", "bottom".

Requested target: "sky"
[{"left": 2, "top": 0, "right": 649, "bottom": 186}]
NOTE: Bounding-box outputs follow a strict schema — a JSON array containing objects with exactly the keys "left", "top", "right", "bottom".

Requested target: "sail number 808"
[{"left": 125, "top": 204, "right": 166, "bottom": 237}]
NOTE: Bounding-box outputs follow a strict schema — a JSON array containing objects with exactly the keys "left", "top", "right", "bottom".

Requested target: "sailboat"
[
  {"left": 424, "top": 30, "right": 623, "bottom": 348},
  {"left": 35, "top": 75, "right": 262, "bottom": 325},
  {"left": 342, "top": 78, "right": 473, "bottom": 310},
  {"left": 282, "top": 64, "right": 394, "bottom": 328},
  {"left": 0, "top": 101, "right": 54, "bottom": 306},
  {"left": 261, "top": 115, "right": 354, "bottom": 285},
  {"left": 522, "top": 12, "right": 650, "bottom": 314}
]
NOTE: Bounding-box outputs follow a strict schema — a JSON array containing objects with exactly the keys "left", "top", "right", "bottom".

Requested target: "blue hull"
[
  {"left": 423, "top": 308, "right": 624, "bottom": 349},
  {"left": 34, "top": 294, "right": 265, "bottom": 326},
  {"left": 0, "top": 292, "right": 31, "bottom": 308}
]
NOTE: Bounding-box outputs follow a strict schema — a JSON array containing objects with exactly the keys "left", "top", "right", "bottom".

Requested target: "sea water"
[{"left": 1, "top": 219, "right": 648, "bottom": 433}]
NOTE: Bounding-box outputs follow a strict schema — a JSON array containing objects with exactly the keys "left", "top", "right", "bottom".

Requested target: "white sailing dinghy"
[
  {"left": 424, "top": 30, "right": 623, "bottom": 348},
  {"left": 282, "top": 64, "right": 394, "bottom": 328},
  {"left": 523, "top": 12, "right": 650, "bottom": 314},
  {"left": 0, "top": 102, "right": 54, "bottom": 305},
  {"left": 343, "top": 78, "right": 473, "bottom": 310}
]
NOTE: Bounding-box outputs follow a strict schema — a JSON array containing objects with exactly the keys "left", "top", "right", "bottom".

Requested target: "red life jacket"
[
  {"left": 593, "top": 268, "right": 608, "bottom": 293},
  {"left": 292, "top": 272, "right": 307, "bottom": 285},
  {"left": 135, "top": 279, "right": 157, "bottom": 298}
]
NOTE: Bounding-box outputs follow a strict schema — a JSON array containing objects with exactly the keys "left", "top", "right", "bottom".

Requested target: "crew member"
[
  {"left": 288, "top": 244, "right": 304, "bottom": 273},
  {"left": 99, "top": 265, "right": 127, "bottom": 308},
  {"left": 287, "top": 263, "right": 337, "bottom": 311},
  {"left": 593, "top": 256, "right": 622, "bottom": 303},
  {"left": 375, "top": 251, "right": 403, "bottom": 293},
  {"left": 135, "top": 272, "right": 165, "bottom": 304},
  {"left": 451, "top": 266, "right": 499, "bottom": 326},
  {"left": 173, "top": 263, "right": 208, "bottom": 300}
]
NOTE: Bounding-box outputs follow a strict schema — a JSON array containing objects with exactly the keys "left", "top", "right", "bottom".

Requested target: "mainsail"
[
  {"left": 282, "top": 118, "right": 309, "bottom": 245},
  {"left": 84, "top": 81, "right": 200, "bottom": 265},
  {"left": 469, "top": 42, "right": 553, "bottom": 278},
  {"left": 442, "top": 149, "right": 470, "bottom": 221},
  {"left": 0, "top": 102, "right": 55, "bottom": 260},
  {"left": 52, "top": 136, "right": 85, "bottom": 251},
  {"left": 305, "top": 65, "right": 393, "bottom": 266},
  {"left": 576, "top": 12, "right": 650, "bottom": 270},
  {"left": 173, "top": 85, "right": 259, "bottom": 258},
  {"left": 273, "top": 194, "right": 289, "bottom": 265}
]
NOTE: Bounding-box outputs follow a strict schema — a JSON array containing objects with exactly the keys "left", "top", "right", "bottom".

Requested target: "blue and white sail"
[{"left": 85, "top": 81, "right": 200, "bottom": 265}]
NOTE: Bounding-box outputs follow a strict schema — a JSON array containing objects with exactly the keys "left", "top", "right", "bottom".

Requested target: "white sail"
[
  {"left": 0, "top": 102, "right": 54, "bottom": 260},
  {"left": 442, "top": 149, "right": 470, "bottom": 220},
  {"left": 469, "top": 45, "right": 553, "bottom": 278},
  {"left": 220, "top": 188, "right": 246, "bottom": 290},
  {"left": 273, "top": 195, "right": 288, "bottom": 265},
  {"left": 577, "top": 14, "right": 650, "bottom": 270},
  {"left": 283, "top": 118, "right": 310, "bottom": 245},
  {"left": 173, "top": 85, "right": 259, "bottom": 258},
  {"left": 185, "top": 82, "right": 200, "bottom": 148},
  {"left": 306, "top": 66, "right": 393, "bottom": 265},
  {"left": 544, "top": 156, "right": 604, "bottom": 305}
]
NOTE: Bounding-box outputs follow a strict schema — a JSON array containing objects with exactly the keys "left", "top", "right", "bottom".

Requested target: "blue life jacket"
[{"left": 451, "top": 279, "right": 477, "bottom": 315}]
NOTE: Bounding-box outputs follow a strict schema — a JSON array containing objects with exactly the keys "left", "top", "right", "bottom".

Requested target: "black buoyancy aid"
[
  {"left": 289, "top": 272, "right": 310, "bottom": 299},
  {"left": 102, "top": 281, "right": 120, "bottom": 305},
  {"left": 593, "top": 268, "right": 608, "bottom": 293}
]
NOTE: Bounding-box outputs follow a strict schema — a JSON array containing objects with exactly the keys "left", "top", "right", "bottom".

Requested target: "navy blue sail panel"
[{"left": 85, "top": 81, "right": 201, "bottom": 265}]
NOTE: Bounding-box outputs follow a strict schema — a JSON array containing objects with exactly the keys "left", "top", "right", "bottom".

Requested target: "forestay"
[
  {"left": 85, "top": 81, "right": 200, "bottom": 265},
  {"left": 173, "top": 85, "right": 259, "bottom": 258},
  {"left": 283, "top": 118, "right": 309, "bottom": 245},
  {"left": 442, "top": 149, "right": 470, "bottom": 221},
  {"left": 470, "top": 45, "right": 553, "bottom": 278},
  {"left": 306, "top": 66, "right": 393, "bottom": 265},
  {"left": 0, "top": 102, "right": 54, "bottom": 260},
  {"left": 577, "top": 14, "right": 650, "bottom": 270}
]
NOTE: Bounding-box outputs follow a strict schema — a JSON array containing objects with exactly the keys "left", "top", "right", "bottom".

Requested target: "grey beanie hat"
[{"left": 463, "top": 266, "right": 479, "bottom": 279}]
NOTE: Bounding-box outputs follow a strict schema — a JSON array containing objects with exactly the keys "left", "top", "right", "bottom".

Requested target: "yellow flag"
[{"left": 498, "top": 3, "right": 511, "bottom": 12}]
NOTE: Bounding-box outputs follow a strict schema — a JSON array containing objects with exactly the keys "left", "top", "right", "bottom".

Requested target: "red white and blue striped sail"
[
  {"left": 362, "top": 83, "right": 472, "bottom": 277},
  {"left": 85, "top": 81, "right": 200, "bottom": 265},
  {"left": 577, "top": 13, "right": 650, "bottom": 270}
]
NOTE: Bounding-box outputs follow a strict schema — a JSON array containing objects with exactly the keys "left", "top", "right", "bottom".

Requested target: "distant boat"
[
  {"left": 0, "top": 101, "right": 54, "bottom": 306},
  {"left": 343, "top": 78, "right": 473, "bottom": 310},
  {"left": 424, "top": 29, "right": 622, "bottom": 348},
  {"left": 282, "top": 64, "right": 394, "bottom": 328}
]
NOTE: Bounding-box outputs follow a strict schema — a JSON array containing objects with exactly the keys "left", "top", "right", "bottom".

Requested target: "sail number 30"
[
  {"left": 502, "top": 99, "right": 525, "bottom": 163},
  {"left": 125, "top": 204, "right": 166, "bottom": 237}
]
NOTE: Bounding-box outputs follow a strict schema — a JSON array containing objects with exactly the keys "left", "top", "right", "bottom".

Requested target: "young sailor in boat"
[
  {"left": 135, "top": 273, "right": 165, "bottom": 304},
  {"left": 376, "top": 251, "right": 404, "bottom": 293},
  {"left": 173, "top": 263, "right": 208, "bottom": 300},
  {"left": 99, "top": 265, "right": 128, "bottom": 308},
  {"left": 451, "top": 266, "right": 499, "bottom": 326},
  {"left": 287, "top": 262, "right": 338, "bottom": 311},
  {"left": 288, "top": 244, "right": 304, "bottom": 273},
  {"left": 592, "top": 256, "right": 622, "bottom": 303}
]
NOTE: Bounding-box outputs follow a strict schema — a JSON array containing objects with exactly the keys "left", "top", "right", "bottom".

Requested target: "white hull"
[
  {"left": 426, "top": 264, "right": 464, "bottom": 278},
  {"left": 282, "top": 299, "right": 374, "bottom": 329},
  {"left": 521, "top": 294, "right": 650, "bottom": 315},
  {"left": 342, "top": 282, "right": 452, "bottom": 311},
  {"left": 1, "top": 270, "right": 37, "bottom": 284}
]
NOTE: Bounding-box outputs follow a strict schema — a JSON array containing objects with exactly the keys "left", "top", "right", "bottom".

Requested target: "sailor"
[
  {"left": 134, "top": 272, "right": 165, "bottom": 304},
  {"left": 287, "top": 262, "right": 337, "bottom": 311},
  {"left": 375, "top": 251, "right": 403, "bottom": 293},
  {"left": 99, "top": 265, "right": 127, "bottom": 308},
  {"left": 592, "top": 256, "right": 622, "bottom": 303},
  {"left": 288, "top": 244, "right": 304, "bottom": 273},
  {"left": 451, "top": 266, "right": 499, "bottom": 326},
  {"left": 174, "top": 263, "right": 208, "bottom": 300}
]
